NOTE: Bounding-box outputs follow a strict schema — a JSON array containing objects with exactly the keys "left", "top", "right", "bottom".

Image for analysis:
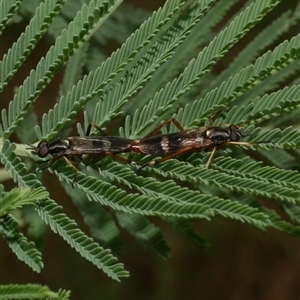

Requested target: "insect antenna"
[{"left": 26, "top": 143, "right": 38, "bottom": 154}]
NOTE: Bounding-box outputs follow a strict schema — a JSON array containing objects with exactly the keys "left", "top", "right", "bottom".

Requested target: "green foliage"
[
  {"left": 0, "top": 0, "right": 22, "bottom": 33},
  {"left": 0, "top": 186, "right": 48, "bottom": 215},
  {"left": 168, "top": 217, "right": 210, "bottom": 249},
  {"left": 0, "top": 0, "right": 299, "bottom": 287},
  {"left": 63, "top": 182, "right": 123, "bottom": 254},
  {"left": 117, "top": 211, "right": 171, "bottom": 259},
  {"left": 0, "top": 214, "right": 43, "bottom": 272},
  {"left": 34, "top": 197, "right": 129, "bottom": 281},
  {"left": 127, "top": 0, "right": 285, "bottom": 137},
  {"left": 0, "top": 0, "right": 123, "bottom": 139},
  {"left": 0, "top": 0, "right": 66, "bottom": 92},
  {"left": 0, "top": 284, "right": 65, "bottom": 299}
]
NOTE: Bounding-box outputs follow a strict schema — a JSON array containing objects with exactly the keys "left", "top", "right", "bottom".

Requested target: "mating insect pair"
[{"left": 27, "top": 117, "right": 254, "bottom": 181}]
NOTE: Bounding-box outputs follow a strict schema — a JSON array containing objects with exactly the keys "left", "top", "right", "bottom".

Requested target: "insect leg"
[
  {"left": 205, "top": 146, "right": 217, "bottom": 169},
  {"left": 137, "top": 147, "right": 194, "bottom": 171},
  {"left": 35, "top": 158, "right": 52, "bottom": 172},
  {"left": 86, "top": 123, "right": 107, "bottom": 136},
  {"left": 228, "top": 141, "right": 255, "bottom": 146},
  {"left": 209, "top": 115, "right": 216, "bottom": 126},
  {"left": 205, "top": 141, "right": 255, "bottom": 168},
  {"left": 61, "top": 156, "right": 79, "bottom": 187},
  {"left": 141, "top": 118, "right": 184, "bottom": 140},
  {"left": 208, "top": 107, "right": 231, "bottom": 126}
]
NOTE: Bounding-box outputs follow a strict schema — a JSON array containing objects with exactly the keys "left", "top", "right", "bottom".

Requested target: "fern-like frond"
[
  {"left": 136, "top": 0, "right": 239, "bottom": 106},
  {"left": 38, "top": 0, "right": 190, "bottom": 139},
  {"left": 64, "top": 165, "right": 170, "bottom": 257},
  {"left": 92, "top": 3, "right": 151, "bottom": 45},
  {"left": 0, "top": 186, "right": 48, "bottom": 216},
  {"left": 58, "top": 43, "right": 89, "bottom": 98},
  {"left": 283, "top": 204, "right": 300, "bottom": 225},
  {"left": 176, "top": 34, "right": 300, "bottom": 128},
  {"left": 0, "top": 0, "right": 122, "bottom": 139},
  {"left": 117, "top": 212, "right": 170, "bottom": 259},
  {"left": 15, "top": 109, "right": 39, "bottom": 143},
  {"left": 50, "top": 163, "right": 212, "bottom": 219},
  {"left": 150, "top": 160, "right": 299, "bottom": 204},
  {"left": 168, "top": 218, "right": 210, "bottom": 249},
  {"left": 129, "top": 0, "right": 282, "bottom": 137},
  {"left": 85, "top": 161, "right": 270, "bottom": 227},
  {"left": 23, "top": 205, "right": 47, "bottom": 250},
  {"left": 210, "top": 84, "right": 300, "bottom": 127},
  {"left": 91, "top": 0, "right": 217, "bottom": 132},
  {"left": 99, "top": 161, "right": 197, "bottom": 203},
  {"left": 0, "top": 0, "right": 21, "bottom": 34},
  {"left": 210, "top": 156, "right": 300, "bottom": 190},
  {"left": 0, "top": 140, "right": 41, "bottom": 188},
  {"left": 35, "top": 197, "right": 129, "bottom": 281},
  {"left": 271, "top": 106, "right": 300, "bottom": 128},
  {"left": 57, "top": 288, "right": 71, "bottom": 300},
  {"left": 263, "top": 208, "right": 300, "bottom": 237},
  {"left": 187, "top": 92, "right": 298, "bottom": 133},
  {"left": 0, "top": 214, "right": 43, "bottom": 272},
  {"left": 236, "top": 60, "right": 300, "bottom": 106},
  {"left": 0, "top": 141, "right": 126, "bottom": 279},
  {"left": 2, "top": 0, "right": 298, "bottom": 285},
  {"left": 246, "top": 85, "right": 300, "bottom": 124},
  {"left": 206, "top": 10, "right": 293, "bottom": 94},
  {"left": 63, "top": 183, "right": 122, "bottom": 253},
  {"left": 255, "top": 126, "right": 300, "bottom": 148},
  {"left": 0, "top": 284, "right": 57, "bottom": 299},
  {"left": 86, "top": 46, "right": 107, "bottom": 72},
  {"left": 256, "top": 148, "right": 297, "bottom": 170},
  {"left": 0, "top": 0, "right": 66, "bottom": 92}
]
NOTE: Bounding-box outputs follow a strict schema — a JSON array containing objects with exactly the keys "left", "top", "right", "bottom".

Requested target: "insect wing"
[
  {"left": 140, "top": 130, "right": 213, "bottom": 155},
  {"left": 65, "top": 136, "right": 132, "bottom": 155},
  {"left": 96, "top": 136, "right": 133, "bottom": 153}
]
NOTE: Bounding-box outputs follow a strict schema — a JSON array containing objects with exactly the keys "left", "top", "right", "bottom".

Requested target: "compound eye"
[{"left": 37, "top": 141, "right": 49, "bottom": 158}]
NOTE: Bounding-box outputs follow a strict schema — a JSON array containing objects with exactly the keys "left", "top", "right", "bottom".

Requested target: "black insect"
[
  {"left": 129, "top": 117, "right": 253, "bottom": 168},
  {"left": 27, "top": 124, "right": 134, "bottom": 183}
]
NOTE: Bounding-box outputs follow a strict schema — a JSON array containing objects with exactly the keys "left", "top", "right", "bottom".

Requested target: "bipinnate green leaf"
[
  {"left": 0, "top": 214, "right": 43, "bottom": 272},
  {"left": 38, "top": 0, "right": 191, "bottom": 140},
  {"left": 0, "top": 0, "right": 22, "bottom": 34},
  {"left": 0, "top": 187, "right": 48, "bottom": 216},
  {"left": 63, "top": 182, "right": 122, "bottom": 253},
  {"left": 90, "top": 0, "right": 218, "bottom": 131},
  {"left": 0, "top": 0, "right": 122, "bottom": 138},
  {"left": 0, "top": 0, "right": 66, "bottom": 92},
  {"left": 35, "top": 198, "right": 129, "bottom": 281},
  {"left": 0, "top": 284, "right": 58, "bottom": 299},
  {"left": 117, "top": 212, "right": 171, "bottom": 259},
  {"left": 151, "top": 160, "right": 300, "bottom": 204},
  {"left": 129, "top": 0, "right": 282, "bottom": 137}
]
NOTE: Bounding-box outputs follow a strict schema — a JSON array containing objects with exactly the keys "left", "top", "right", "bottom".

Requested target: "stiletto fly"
[
  {"left": 27, "top": 124, "right": 134, "bottom": 183},
  {"left": 130, "top": 117, "right": 255, "bottom": 169},
  {"left": 28, "top": 118, "right": 261, "bottom": 182}
]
